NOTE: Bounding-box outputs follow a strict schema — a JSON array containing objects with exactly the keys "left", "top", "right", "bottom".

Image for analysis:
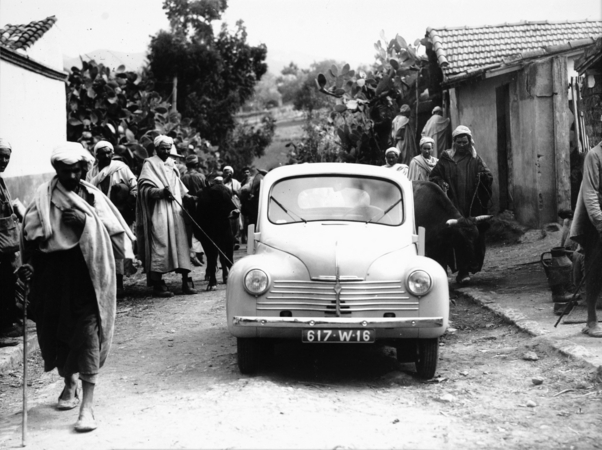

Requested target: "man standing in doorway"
[{"left": 136, "top": 135, "right": 197, "bottom": 296}]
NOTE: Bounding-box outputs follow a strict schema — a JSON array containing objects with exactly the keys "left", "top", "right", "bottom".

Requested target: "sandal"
[
  {"left": 57, "top": 387, "right": 80, "bottom": 410},
  {"left": 581, "top": 326, "right": 602, "bottom": 337}
]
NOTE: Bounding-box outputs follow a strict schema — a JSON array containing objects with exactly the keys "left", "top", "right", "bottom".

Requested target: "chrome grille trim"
[{"left": 261, "top": 280, "right": 416, "bottom": 313}]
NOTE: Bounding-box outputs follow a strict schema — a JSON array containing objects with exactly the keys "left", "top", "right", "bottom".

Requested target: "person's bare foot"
[
  {"left": 57, "top": 375, "right": 79, "bottom": 410},
  {"left": 582, "top": 324, "right": 602, "bottom": 337},
  {"left": 74, "top": 407, "right": 97, "bottom": 432}
]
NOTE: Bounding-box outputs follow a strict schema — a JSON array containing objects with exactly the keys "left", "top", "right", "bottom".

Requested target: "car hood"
[{"left": 262, "top": 224, "right": 412, "bottom": 280}]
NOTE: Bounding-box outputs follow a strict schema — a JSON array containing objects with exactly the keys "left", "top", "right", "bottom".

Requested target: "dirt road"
[{"left": 1, "top": 248, "right": 601, "bottom": 449}]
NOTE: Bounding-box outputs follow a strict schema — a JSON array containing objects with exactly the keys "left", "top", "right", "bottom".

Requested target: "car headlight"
[
  {"left": 244, "top": 269, "right": 270, "bottom": 296},
  {"left": 406, "top": 270, "right": 432, "bottom": 297}
]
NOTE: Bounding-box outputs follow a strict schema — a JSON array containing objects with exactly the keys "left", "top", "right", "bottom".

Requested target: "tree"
[{"left": 308, "top": 32, "right": 429, "bottom": 165}]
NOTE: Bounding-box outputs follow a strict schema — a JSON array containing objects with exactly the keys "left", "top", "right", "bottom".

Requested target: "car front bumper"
[{"left": 232, "top": 316, "right": 444, "bottom": 328}]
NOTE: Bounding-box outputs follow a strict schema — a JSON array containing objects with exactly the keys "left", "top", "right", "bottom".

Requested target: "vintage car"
[{"left": 226, "top": 163, "right": 449, "bottom": 378}]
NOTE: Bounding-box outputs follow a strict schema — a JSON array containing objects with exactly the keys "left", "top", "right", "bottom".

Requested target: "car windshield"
[{"left": 268, "top": 175, "right": 403, "bottom": 225}]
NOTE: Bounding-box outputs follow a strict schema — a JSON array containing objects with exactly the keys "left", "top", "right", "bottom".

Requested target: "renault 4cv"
[{"left": 226, "top": 163, "right": 449, "bottom": 378}]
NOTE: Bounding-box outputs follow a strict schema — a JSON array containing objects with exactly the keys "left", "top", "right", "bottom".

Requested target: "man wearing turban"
[
  {"left": 19, "top": 142, "right": 135, "bottom": 432},
  {"left": 408, "top": 136, "right": 438, "bottom": 181},
  {"left": 136, "top": 135, "right": 197, "bottom": 296},
  {"left": 382, "top": 147, "right": 409, "bottom": 177},
  {"left": 429, "top": 125, "right": 493, "bottom": 284},
  {"left": 86, "top": 141, "right": 138, "bottom": 297},
  {"left": 421, "top": 106, "right": 451, "bottom": 158}
]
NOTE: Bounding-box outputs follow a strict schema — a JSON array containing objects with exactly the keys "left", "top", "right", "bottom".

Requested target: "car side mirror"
[{"left": 247, "top": 224, "right": 255, "bottom": 255}]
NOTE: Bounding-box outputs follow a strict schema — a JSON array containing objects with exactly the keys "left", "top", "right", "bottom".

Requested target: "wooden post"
[
  {"left": 552, "top": 56, "right": 571, "bottom": 213},
  {"left": 171, "top": 75, "right": 178, "bottom": 113}
]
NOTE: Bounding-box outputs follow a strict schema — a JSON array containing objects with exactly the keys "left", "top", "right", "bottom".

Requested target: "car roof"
[{"left": 262, "top": 163, "right": 410, "bottom": 187}]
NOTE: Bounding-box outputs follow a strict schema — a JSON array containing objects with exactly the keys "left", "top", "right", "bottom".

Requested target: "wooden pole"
[
  {"left": 22, "top": 283, "right": 29, "bottom": 447},
  {"left": 172, "top": 75, "right": 178, "bottom": 113}
]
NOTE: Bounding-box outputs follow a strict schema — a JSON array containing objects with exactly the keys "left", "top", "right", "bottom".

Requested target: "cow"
[{"left": 413, "top": 181, "right": 491, "bottom": 283}]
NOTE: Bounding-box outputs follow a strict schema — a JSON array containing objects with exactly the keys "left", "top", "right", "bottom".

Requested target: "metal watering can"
[{"left": 540, "top": 247, "right": 574, "bottom": 313}]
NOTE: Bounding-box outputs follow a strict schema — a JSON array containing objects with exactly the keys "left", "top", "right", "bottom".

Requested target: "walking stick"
[{"left": 21, "top": 281, "right": 29, "bottom": 447}]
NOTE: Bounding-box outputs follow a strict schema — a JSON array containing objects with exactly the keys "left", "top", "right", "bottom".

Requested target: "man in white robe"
[
  {"left": 20, "top": 142, "right": 134, "bottom": 432},
  {"left": 87, "top": 141, "right": 137, "bottom": 296},
  {"left": 421, "top": 106, "right": 451, "bottom": 159},
  {"left": 408, "top": 137, "right": 439, "bottom": 181},
  {"left": 136, "top": 135, "right": 197, "bottom": 296},
  {"left": 382, "top": 147, "right": 408, "bottom": 177}
]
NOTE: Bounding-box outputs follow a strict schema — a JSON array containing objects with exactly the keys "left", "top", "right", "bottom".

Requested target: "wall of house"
[
  {"left": 450, "top": 57, "right": 572, "bottom": 228},
  {"left": 450, "top": 72, "right": 517, "bottom": 218},
  {"left": 0, "top": 59, "right": 66, "bottom": 206}
]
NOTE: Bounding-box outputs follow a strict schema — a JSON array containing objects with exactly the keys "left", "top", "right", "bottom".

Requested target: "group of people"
[
  {"left": 384, "top": 119, "right": 494, "bottom": 285},
  {"left": 0, "top": 135, "right": 257, "bottom": 432}
]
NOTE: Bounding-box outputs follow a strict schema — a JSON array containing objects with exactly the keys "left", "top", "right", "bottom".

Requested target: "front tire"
[
  {"left": 237, "top": 338, "right": 260, "bottom": 374},
  {"left": 415, "top": 338, "right": 439, "bottom": 379}
]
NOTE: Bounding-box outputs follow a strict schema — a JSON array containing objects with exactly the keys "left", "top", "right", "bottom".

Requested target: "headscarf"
[
  {"left": 419, "top": 136, "right": 435, "bottom": 148},
  {"left": 94, "top": 140, "right": 114, "bottom": 152},
  {"left": 449, "top": 125, "right": 477, "bottom": 159},
  {"left": 223, "top": 165, "right": 234, "bottom": 174},
  {"left": 399, "top": 104, "right": 411, "bottom": 117},
  {"left": 452, "top": 125, "right": 472, "bottom": 139},
  {"left": 385, "top": 147, "right": 400, "bottom": 157},
  {"left": 50, "top": 142, "right": 95, "bottom": 171},
  {"left": 432, "top": 106, "right": 442, "bottom": 115},
  {"left": 0, "top": 138, "right": 12, "bottom": 150},
  {"left": 154, "top": 135, "right": 173, "bottom": 148}
]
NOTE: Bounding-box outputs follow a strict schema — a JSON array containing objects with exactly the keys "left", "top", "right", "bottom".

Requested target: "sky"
[{"left": 1, "top": 0, "right": 601, "bottom": 72}]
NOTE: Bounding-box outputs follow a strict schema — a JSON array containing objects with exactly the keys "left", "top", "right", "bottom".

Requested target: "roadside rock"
[
  {"left": 532, "top": 377, "right": 544, "bottom": 386},
  {"left": 522, "top": 351, "right": 539, "bottom": 361}
]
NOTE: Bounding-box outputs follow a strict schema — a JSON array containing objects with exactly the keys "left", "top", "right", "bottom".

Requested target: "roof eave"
[{"left": 0, "top": 45, "right": 67, "bottom": 81}]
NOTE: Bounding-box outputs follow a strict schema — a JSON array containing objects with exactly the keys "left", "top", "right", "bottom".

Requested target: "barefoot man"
[
  {"left": 570, "top": 140, "right": 602, "bottom": 338},
  {"left": 19, "top": 142, "right": 135, "bottom": 432}
]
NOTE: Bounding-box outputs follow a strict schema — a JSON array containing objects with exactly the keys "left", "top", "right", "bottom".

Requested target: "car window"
[{"left": 268, "top": 175, "right": 403, "bottom": 225}]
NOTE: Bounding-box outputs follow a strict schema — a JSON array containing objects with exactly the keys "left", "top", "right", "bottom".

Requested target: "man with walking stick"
[
  {"left": 18, "top": 142, "right": 135, "bottom": 432},
  {"left": 570, "top": 140, "right": 602, "bottom": 337}
]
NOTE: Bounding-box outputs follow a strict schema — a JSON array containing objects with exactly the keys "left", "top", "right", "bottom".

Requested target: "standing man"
[
  {"left": 408, "top": 137, "right": 438, "bottom": 181},
  {"left": 223, "top": 166, "right": 242, "bottom": 249},
  {"left": 391, "top": 105, "right": 417, "bottom": 166},
  {"left": 136, "top": 135, "right": 197, "bottom": 296},
  {"left": 382, "top": 147, "right": 409, "bottom": 177},
  {"left": 181, "top": 154, "right": 207, "bottom": 266},
  {"left": 429, "top": 125, "right": 493, "bottom": 284},
  {"left": 87, "top": 140, "right": 138, "bottom": 297},
  {"left": 421, "top": 106, "right": 451, "bottom": 158},
  {"left": 570, "top": 140, "right": 602, "bottom": 337},
  {"left": 19, "top": 142, "right": 134, "bottom": 432},
  {"left": 0, "top": 138, "right": 22, "bottom": 338},
  {"left": 194, "top": 174, "right": 238, "bottom": 289}
]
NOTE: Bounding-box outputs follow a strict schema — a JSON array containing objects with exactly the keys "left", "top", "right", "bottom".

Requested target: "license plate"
[{"left": 302, "top": 329, "right": 375, "bottom": 343}]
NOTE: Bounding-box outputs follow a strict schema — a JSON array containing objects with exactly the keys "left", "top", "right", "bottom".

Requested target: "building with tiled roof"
[
  {"left": 0, "top": 15, "right": 57, "bottom": 52},
  {"left": 427, "top": 19, "right": 602, "bottom": 84},
  {"left": 1, "top": 15, "right": 67, "bottom": 205},
  {"left": 423, "top": 19, "right": 601, "bottom": 229}
]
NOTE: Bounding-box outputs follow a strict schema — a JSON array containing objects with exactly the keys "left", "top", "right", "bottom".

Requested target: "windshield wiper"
[
  {"left": 270, "top": 196, "right": 307, "bottom": 223},
  {"left": 367, "top": 198, "right": 402, "bottom": 224}
]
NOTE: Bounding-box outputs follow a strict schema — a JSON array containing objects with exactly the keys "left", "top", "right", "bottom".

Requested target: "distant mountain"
[
  {"left": 63, "top": 49, "right": 147, "bottom": 72},
  {"left": 265, "top": 47, "right": 368, "bottom": 75}
]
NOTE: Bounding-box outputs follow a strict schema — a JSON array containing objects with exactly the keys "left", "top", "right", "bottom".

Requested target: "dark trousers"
[
  {"left": 195, "top": 221, "right": 234, "bottom": 285},
  {"left": 0, "top": 252, "right": 19, "bottom": 331},
  {"left": 583, "top": 221, "right": 602, "bottom": 315}
]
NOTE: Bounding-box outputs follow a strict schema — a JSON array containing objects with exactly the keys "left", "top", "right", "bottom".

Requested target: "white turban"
[
  {"left": 452, "top": 125, "right": 472, "bottom": 139},
  {"left": 419, "top": 136, "right": 435, "bottom": 148},
  {"left": 94, "top": 140, "right": 114, "bottom": 152},
  {"left": 223, "top": 165, "right": 234, "bottom": 173},
  {"left": 385, "top": 147, "right": 401, "bottom": 156},
  {"left": 154, "top": 135, "right": 173, "bottom": 148},
  {"left": 0, "top": 138, "right": 12, "bottom": 150},
  {"left": 51, "top": 142, "right": 95, "bottom": 170}
]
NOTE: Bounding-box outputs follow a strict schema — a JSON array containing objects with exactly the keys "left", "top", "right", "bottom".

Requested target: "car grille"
[{"left": 260, "top": 280, "right": 416, "bottom": 315}]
